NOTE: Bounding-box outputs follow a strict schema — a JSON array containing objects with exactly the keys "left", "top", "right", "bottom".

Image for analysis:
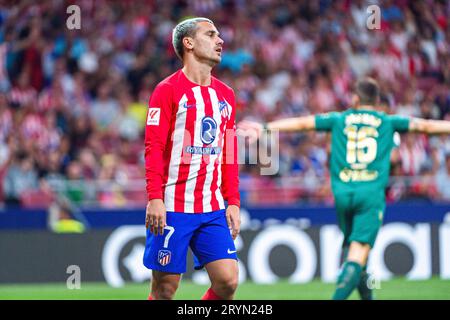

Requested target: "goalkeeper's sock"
[
  {"left": 342, "top": 246, "right": 349, "bottom": 261},
  {"left": 357, "top": 266, "right": 374, "bottom": 300},
  {"left": 201, "top": 288, "right": 223, "bottom": 300},
  {"left": 332, "top": 261, "right": 362, "bottom": 300}
]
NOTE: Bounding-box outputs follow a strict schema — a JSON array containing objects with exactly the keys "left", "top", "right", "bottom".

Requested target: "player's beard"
[
  {"left": 211, "top": 54, "right": 221, "bottom": 64},
  {"left": 195, "top": 49, "right": 221, "bottom": 67}
]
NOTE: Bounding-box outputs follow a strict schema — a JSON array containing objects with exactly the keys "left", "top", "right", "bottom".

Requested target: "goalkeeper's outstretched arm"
[
  {"left": 409, "top": 118, "right": 450, "bottom": 135},
  {"left": 265, "top": 115, "right": 316, "bottom": 132},
  {"left": 238, "top": 116, "right": 317, "bottom": 143}
]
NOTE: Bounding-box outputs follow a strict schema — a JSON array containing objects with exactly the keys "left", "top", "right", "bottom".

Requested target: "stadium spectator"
[
  {"left": 3, "top": 151, "right": 39, "bottom": 205},
  {"left": 436, "top": 153, "right": 450, "bottom": 201}
]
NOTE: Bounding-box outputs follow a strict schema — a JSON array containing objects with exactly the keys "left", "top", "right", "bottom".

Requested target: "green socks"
[
  {"left": 337, "top": 247, "right": 373, "bottom": 300},
  {"left": 332, "top": 261, "right": 362, "bottom": 300},
  {"left": 357, "top": 266, "right": 374, "bottom": 300}
]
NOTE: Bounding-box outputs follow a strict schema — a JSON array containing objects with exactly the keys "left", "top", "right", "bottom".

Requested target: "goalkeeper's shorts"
[{"left": 334, "top": 189, "right": 386, "bottom": 248}]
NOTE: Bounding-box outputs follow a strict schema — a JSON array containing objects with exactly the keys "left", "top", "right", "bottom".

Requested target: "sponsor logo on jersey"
[
  {"left": 201, "top": 117, "right": 217, "bottom": 145},
  {"left": 185, "top": 146, "right": 222, "bottom": 155},
  {"left": 147, "top": 108, "right": 161, "bottom": 126},
  {"left": 339, "top": 168, "right": 379, "bottom": 182}
]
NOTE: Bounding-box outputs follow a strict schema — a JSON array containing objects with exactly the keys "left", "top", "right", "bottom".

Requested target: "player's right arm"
[
  {"left": 408, "top": 118, "right": 450, "bottom": 135},
  {"left": 144, "top": 82, "right": 173, "bottom": 235}
]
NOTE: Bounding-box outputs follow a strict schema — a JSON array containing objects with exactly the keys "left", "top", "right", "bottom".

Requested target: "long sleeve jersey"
[{"left": 144, "top": 69, "right": 240, "bottom": 213}]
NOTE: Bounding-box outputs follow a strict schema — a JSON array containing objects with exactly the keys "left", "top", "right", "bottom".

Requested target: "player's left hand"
[{"left": 226, "top": 205, "right": 240, "bottom": 240}]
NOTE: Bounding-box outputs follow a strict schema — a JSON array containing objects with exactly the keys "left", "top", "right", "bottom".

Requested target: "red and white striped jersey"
[{"left": 144, "top": 69, "right": 240, "bottom": 213}]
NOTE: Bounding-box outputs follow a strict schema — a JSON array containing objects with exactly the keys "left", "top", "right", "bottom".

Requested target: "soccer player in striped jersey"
[
  {"left": 143, "top": 17, "right": 240, "bottom": 300},
  {"left": 239, "top": 78, "right": 450, "bottom": 300}
]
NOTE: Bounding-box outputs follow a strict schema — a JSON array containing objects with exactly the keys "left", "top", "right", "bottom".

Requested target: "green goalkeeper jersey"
[{"left": 315, "top": 109, "right": 410, "bottom": 194}]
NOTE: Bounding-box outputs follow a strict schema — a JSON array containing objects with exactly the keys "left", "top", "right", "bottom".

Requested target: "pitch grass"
[{"left": 0, "top": 277, "right": 449, "bottom": 300}]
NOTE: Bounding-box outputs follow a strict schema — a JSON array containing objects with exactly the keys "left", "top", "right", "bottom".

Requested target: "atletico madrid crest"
[
  {"left": 219, "top": 101, "right": 229, "bottom": 118},
  {"left": 158, "top": 250, "right": 172, "bottom": 266}
]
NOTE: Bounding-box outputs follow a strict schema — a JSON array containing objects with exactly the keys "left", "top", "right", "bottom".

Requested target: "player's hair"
[
  {"left": 355, "top": 77, "right": 380, "bottom": 105},
  {"left": 172, "top": 17, "right": 214, "bottom": 60}
]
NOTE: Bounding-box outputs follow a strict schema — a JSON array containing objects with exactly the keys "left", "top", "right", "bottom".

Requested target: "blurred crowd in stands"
[{"left": 0, "top": 0, "right": 449, "bottom": 208}]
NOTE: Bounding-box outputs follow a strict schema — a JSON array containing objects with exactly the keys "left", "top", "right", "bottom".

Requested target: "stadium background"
[{"left": 0, "top": 0, "right": 449, "bottom": 299}]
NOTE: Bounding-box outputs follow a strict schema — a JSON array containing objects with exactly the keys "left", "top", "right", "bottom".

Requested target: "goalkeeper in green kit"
[{"left": 238, "top": 78, "right": 450, "bottom": 300}]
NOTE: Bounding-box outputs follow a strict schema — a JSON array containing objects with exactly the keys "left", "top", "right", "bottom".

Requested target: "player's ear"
[
  {"left": 351, "top": 94, "right": 360, "bottom": 108},
  {"left": 183, "top": 37, "right": 194, "bottom": 51}
]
